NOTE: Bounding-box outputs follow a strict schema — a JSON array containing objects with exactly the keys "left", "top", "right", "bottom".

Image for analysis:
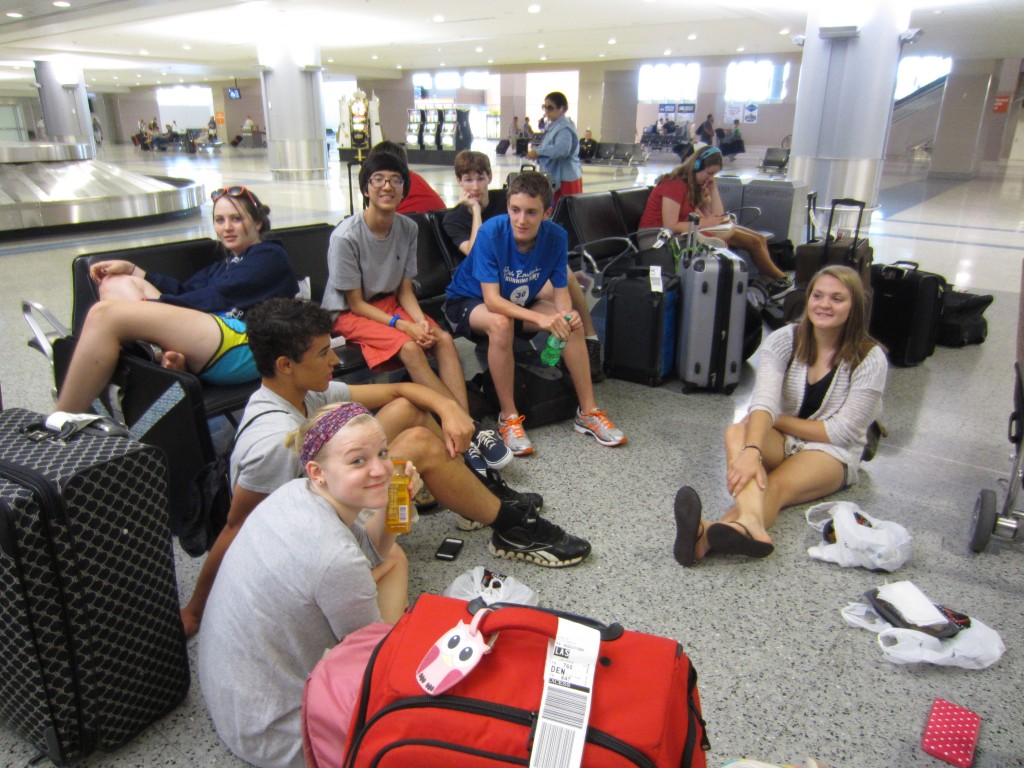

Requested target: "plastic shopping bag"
[
  {"left": 444, "top": 566, "right": 540, "bottom": 606},
  {"left": 806, "top": 501, "right": 911, "bottom": 572}
]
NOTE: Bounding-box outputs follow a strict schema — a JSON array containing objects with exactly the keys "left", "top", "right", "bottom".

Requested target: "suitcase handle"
[
  {"left": 467, "top": 598, "right": 625, "bottom": 641},
  {"left": 890, "top": 260, "right": 920, "bottom": 270}
]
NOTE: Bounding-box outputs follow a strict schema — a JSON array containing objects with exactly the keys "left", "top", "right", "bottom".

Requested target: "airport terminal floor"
[{"left": 1, "top": 143, "right": 1023, "bottom": 767}]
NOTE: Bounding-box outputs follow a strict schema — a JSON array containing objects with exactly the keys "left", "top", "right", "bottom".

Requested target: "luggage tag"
[
  {"left": 648, "top": 265, "right": 664, "bottom": 294},
  {"left": 416, "top": 607, "right": 494, "bottom": 696}
]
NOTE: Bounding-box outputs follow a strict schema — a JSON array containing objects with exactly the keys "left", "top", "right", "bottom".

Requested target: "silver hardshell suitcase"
[{"left": 0, "top": 408, "right": 189, "bottom": 765}]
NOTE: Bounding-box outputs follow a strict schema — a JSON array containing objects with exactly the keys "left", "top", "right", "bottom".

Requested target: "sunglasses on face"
[
  {"left": 368, "top": 175, "right": 405, "bottom": 189},
  {"left": 542, "top": 104, "right": 557, "bottom": 112},
  {"left": 211, "top": 185, "right": 258, "bottom": 207}
]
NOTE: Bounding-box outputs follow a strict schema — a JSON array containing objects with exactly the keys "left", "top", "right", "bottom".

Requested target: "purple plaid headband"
[{"left": 300, "top": 402, "right": 372, "bottom": 466}]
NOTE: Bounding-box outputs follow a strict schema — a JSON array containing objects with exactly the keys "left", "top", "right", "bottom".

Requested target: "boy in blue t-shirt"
[{"left": 444, "top": 171, "right": 627, "bottom": 457}]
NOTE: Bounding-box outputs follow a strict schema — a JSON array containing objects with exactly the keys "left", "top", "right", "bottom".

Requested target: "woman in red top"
[{"left": 638, "top": 147, "right": 792, "bottom": 298}]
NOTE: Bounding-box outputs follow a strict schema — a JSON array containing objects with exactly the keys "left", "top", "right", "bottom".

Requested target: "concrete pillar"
[
  {"left": 500, "top": 73, "right": 528, "bottom": 135},
  {"left": 929, "top": 59, "right": 998, "bottom": 178},
  {"left": 577, "top": 63, "right": 605, "bottom": 141},
  {"left": 600, "top": 70, "right": 639, "bottom": 144},
  {"left": 257, "top": 31, "right": 326, "bottom": 181},
  {"left": 789, "top": 2, "right": 910, "bottom": 208},
  {"left": 34, "top": 60, "right": 95, "bottom": 154}
]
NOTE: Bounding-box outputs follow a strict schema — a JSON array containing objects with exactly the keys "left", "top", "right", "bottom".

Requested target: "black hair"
[
  {"left": 545, "top": 91, "right": 569, "bottom": 110},
  {"left": 367, "top": 140, "right": 409, "bottom": 164},
  {"left": 358, "top": 152, "right": 411, "bottom": 198},
  {"left": 246, "top": 298, "right": 333, "bottom": 377}
]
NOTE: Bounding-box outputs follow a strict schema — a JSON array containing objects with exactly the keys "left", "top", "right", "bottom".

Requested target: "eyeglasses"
[
  {"left": 368, "top": 174, "right": 405, "bottom": 189},
  {"left": 211, "top": 185, "right": 257, "bottom": 206}
]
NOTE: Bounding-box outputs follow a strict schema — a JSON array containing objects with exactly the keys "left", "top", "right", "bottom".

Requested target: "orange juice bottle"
[{"left": 386, "top": 459, "right": 412, "bottom": 533}]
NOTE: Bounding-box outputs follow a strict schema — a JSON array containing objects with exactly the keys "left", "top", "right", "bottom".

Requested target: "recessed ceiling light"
[
  {"left": 432, "top": 14, "right": 444, "bottom": 22},
  {"left": 440, "top": 61, "right": 445, "bottom": 66},
  {"left": 139, "top": 49, "right": 149, "bottom": 55},
  {"left": 540, "top": 55, "right": 547, "bottom": 61},
  {"left": 182, "top": 44, "right": 191, "bottom": 50},
  {"left": 6, "top": 12, "right": 24, "bottom": 18},
  {"left": 178, "top": 78, "right": 184, "bottom": 82},
  {"left": 538, "top": 43, "right": 545, "bottom": 49},
  {"left": 687, "top": 33, "right": 696, "bottom": 40},
  {"left": 156, "top": 80, "right": 162, "bottom": 84},
  {"left": 396, "top": 64, "right": 403, "bottom": 69},
  {"left": 161, "top": 71, "right": 167, "bottom": 76},
  {"left": 737, "top": 46, "right": 745, "bottom": 52},
  {"left": 112, "top": 75, "right": 118, "bottom": 80},
  {"left": 779, "top": 28, "right": 790, "bottom": 35},
  {"left": 475, "top": 46, "right": 483, "bottom": 53},
  {"left": 934, "top": 8, "right": 943, "bottom": 13},
  {"left": 327, "top": 58, "right": 334, "bottom": 63},
  {"left": 528, "top": 4, "right": 540, "bottom": 12},
  {"left": 608, "top": 37, "right": 616, "bottom": 44},
  {"left": 53, "top": 1, "right": 72, "bottom": 7},
  {"left": 371, "top": 54, "right": 379, "bottom": 60},
  {"left": 487, "top": 58, "right": 494, "bottom": 63},
  {"left": 598, "top": 53, "right": 606, "bottom": 58}
]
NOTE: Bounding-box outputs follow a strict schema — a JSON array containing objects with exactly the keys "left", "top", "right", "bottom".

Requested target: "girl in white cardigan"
[{"left": 673, "top": 265, "right": 887, "bottom": 565}]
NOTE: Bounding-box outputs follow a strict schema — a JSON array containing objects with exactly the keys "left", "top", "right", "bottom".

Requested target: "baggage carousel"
[{"left": 0, "top": 141, "right": 204, "bottom": 235}]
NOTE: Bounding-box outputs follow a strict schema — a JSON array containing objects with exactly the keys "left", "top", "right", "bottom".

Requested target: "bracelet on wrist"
[
  {"left": 388, "top": 314, "right": 401, "bottom": 328},
  {"left": 742, "top": 444, "right": 763, "bottom": 463}
]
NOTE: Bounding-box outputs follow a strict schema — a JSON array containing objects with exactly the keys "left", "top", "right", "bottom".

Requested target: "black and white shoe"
[
  {"left": 489, "top": 509, "right": 591, "bottom": 568},
  {"left": 483, "top": 468, "right": 543, "bottom": 511},
  {"left": 474, "top": 426, "right": 514, "bottom": 470}
]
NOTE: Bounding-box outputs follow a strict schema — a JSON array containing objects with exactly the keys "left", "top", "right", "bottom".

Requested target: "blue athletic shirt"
[{"left": 445, "top": 215, "right": 568, "bottom": 306}]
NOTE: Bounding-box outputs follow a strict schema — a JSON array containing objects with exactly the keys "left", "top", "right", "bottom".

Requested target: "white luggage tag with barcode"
[
  {"left": 416, "top": 607, "right": 493, "bottom": 696},
  {"left": 529, "top": 618, "right": 600, "bottom": 768},
  {"left": 648, "top": 265, "right": 664, "bottom": 294}
]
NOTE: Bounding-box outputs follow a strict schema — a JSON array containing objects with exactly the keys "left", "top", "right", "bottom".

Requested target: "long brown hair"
[
  {"left": 654, "top": 146, "right": 723, "bottom": 211},
  {"left": 793, "top": 266, "right": 876, "bottom": 368}
]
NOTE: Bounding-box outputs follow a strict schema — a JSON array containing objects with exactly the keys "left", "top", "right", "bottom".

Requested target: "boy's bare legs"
[{"left": 396, "top": 338, "right": 469, "bottom": 413}]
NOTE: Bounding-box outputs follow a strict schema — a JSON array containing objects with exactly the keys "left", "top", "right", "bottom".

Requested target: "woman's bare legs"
[
  {"left": 55, "top": 300, "right": 222, "bottom": 413},
  {"left": 725, "top": 226, "right": 786, "bottom": 280},
  {"left": 95, "top": 274, "right": 162, "bottom": 301}
]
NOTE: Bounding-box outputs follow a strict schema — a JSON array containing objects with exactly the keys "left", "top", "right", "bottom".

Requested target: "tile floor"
[{"left": 1, "top": 143, "right": 1022, "bottom": 767}]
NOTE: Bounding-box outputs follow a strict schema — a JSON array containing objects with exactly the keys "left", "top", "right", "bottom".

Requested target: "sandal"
[
  {"left": 672, "top": 486, "right": 704, "bottom": 567},
  {"left": 706, "top": 521, "right": 774, "bottom": 559}
]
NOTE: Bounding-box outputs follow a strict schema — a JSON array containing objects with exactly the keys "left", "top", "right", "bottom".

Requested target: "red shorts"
[
  {"left": 332, "top": 294, "right": 441, "bottom": 369},
  {"left": 553, "top": 178, "right": 583, "bottom": 208}
]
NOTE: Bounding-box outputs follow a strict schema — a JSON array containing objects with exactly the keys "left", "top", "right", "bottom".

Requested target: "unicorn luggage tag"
[{"left": 416, "top": 606, "right": 495, "bottom": 696}]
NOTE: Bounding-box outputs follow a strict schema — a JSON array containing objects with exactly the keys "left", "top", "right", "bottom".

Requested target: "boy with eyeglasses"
[
  {"left": 322, "top": 152, "right": 512, "bottom": 472},
  {"left": 443, "top": 150, "right": 606, "bottom": 383}
]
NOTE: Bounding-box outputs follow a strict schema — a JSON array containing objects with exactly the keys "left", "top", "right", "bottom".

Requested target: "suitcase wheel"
[{"left": 968, "top": 488, "right": 997, "bottom": 553}]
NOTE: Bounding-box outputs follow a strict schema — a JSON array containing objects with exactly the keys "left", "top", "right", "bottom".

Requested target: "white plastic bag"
[
  {"left": 444, "top": 566, "right": 540, "bottom": 607},
  {"left": 841, "top": 601, "right": 1005, "bottom": 670},
  {"left": 806, "top": 501, "right": 911, "bottom": 572}
]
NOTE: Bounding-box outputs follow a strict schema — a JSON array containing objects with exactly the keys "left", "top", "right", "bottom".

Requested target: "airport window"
[
  {"left": 638, "top": 63, "right": 700, "bottom": 103},
  {"left": 894, "top": 56, "right": 951, "bottom": 100},
  {"left": 434, "top": 72, "right": 462, "bottom": 91},
  {"left": 725, "top": 60, "right": 789, "bottom": 103},
  {"left": 412, "top": 72, "right": 433, "bottom": 90}
]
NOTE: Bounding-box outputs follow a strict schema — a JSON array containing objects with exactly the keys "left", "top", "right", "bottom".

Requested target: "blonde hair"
[
  {"left": 793, "top": 266, "right": 877, "bottom": 368},
  {"left": 285, "top": 403, "right": 376, "bottom": 470}
]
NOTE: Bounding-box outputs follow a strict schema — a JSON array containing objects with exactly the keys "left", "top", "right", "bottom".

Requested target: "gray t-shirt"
[
  {"left": 198, "top": 479, "right": 383, "bottom": 768},
  {"left": 230, "top": 381, "right": 352, "bottom": 494},
  {"left": 321, "top": 212, "right": 418, "bottom": 313}
]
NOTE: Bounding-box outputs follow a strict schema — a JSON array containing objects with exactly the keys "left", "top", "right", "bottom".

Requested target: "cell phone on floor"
[{"left": 435, "top": 537, "right": 464, "bottom": 561}]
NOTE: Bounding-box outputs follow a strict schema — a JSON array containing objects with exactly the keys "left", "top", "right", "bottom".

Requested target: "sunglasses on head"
[{"left": 211, "top": 185, "right": 257, "bottom": 206}]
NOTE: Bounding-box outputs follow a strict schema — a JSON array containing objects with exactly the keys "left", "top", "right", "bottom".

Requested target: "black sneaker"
[
  {"left": 586, "top": 338, "right": 606, "bottom": 383},
  {"left": 483, "top": 468, "right": 543, "bottom": 511},
  {"left": 473, "top": 426, "right": 514, "bottom": 470},
  {"left": 489, "top": 512, "right": 592, "bottom": 568}
]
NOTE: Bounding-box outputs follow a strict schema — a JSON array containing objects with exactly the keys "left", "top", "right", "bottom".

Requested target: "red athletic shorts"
[{"left": 332, "top": 294, "right": 441, "bottom": 369}]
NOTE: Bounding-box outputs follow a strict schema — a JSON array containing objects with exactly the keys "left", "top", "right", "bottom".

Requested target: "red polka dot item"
[{"left": 921, "top": 698, "right": 981, "bottom": 767}]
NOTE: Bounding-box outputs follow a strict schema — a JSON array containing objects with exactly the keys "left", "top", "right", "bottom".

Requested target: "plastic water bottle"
[{"left": 540, "top": 315, "right": 573, "bottom": 366}]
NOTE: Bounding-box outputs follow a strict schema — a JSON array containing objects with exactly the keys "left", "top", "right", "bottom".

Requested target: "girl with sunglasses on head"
[
  {"left": 638, "top": 146, "right": 794, "bottom": 298},
  {"left": 199, "top": 402, "right": 420, "bottom": 768},
  {"left": 672, "top": 266, "right": 887, "bottom": 566},
  {"left": 527, "top": 91, "right": 583, "bottom": 208},
  {"left": 55, "top": 186, "right": 298, "bottom": 413}
]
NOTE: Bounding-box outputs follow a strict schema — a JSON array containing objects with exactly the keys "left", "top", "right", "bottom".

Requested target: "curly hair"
[{"left": 245, "top": 297, "right": 333, "bottom": 377}]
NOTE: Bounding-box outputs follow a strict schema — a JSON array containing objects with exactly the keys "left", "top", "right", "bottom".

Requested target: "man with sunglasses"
[{"left": 322, "top": 152, "right": 512, "bottom": 474}]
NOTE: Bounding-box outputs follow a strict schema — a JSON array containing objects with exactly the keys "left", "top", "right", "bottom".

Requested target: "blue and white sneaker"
[
  {"left": 463, "top": 444, "right": 488, "bottom": 476},
  {"left": 473, "top": 426, "right": 514, "bottom": 470}
]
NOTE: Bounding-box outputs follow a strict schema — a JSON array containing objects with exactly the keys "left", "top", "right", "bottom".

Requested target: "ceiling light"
[
  {"left": 528, "top": 4, "right": 541, "bottom": 12},
  {"left": 475, "top": 46, "right": 483, "bottom": 53},
  {"left": 779, "top": 28, "right": 790, "bottom": 35},
  {"left": 139, "top": 49, "right": 149, "bottom": 55},
  {"left": 440, "top": 61, "right": 445, "bottom": 66},
  {"left": 540, "top": 55, "right": 547, "bottom": 61},
  {"left": 327, "top": 58, "right": 334, "bottom": 63},
  {"left": 538, "top": 43, "right": 545, "bottom": 49},
  {"left": 608, "top": 37, "right": 616, "bottom": 44},
  {"left": 432, "top": 14, "right": 444, "bottom": 22},
  {"left": 371, "top": 54, "right": 379, "bottom": 60},
  {"left": 396, "top": 64, "right": 403, "bottom": 69},
  {"left": 737, "top": 46, "right": 745, "bottom": 52},
  {"left": 934, "top": 9, "right": 943, "bottom": 14},
  {"left": 112, "top": 75, "right": 118, "bottom": 80},
  {"left": 663, "top": 49, "right": 671, "bottom": 55},
  {"left": 598, "top": 53, "right": 606, "bottom": 58},
  {"left": 6, "top": 12, "right": 24, "bottom": 18},
  {"left": 687, "top": 33, "right": 697, "bottom": 40},
  {"left": 182, "top": 44, "right": 191, "bottom": 50},
  {"left": 54, "top": 1, "right": 72, "bottom": 6},
  {"left": 487, "top": 58, "right": 494, "bottom": 63}
]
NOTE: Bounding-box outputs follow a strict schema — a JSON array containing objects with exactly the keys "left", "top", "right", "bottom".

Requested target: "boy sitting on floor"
[{"left": 443, "top": 171, "right": 627, "bottom": 457}]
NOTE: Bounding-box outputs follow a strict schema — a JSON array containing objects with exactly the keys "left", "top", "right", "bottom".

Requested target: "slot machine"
[
  {"left": 406, "top": 108, "right": 425, "bottom": 150},
  {"left": 440, "top": 108, "right": 458, "bottom": 150},
  {"left": 350, "top": 90, "right": 370, "bottom": 150},
  {"left": 422, "top": 108, "right": 441, "bottom": 150}
]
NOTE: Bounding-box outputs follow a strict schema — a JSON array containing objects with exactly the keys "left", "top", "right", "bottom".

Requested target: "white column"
[{"left": 34, "top": 60, "right": 95, "bottom": 154}]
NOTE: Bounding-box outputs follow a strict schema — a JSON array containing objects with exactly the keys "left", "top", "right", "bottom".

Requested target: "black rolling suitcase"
[
  {"left": 0, "top": 408, "right": 190, "bottom": 765},
  {"left": 496, "top": 139, "right": 511, "bottom": 156},
  {"left": 676, "top": 235, "right": 748, "bottom": 394},
  {"left": 604, "top": 266, "right": 680, "bottom": 386},
  {"left": 869, "top": 261, "right": 945, "bottom": 366},
  {"left": 515, "top": 137, "right": 529, "bottom": 156}
]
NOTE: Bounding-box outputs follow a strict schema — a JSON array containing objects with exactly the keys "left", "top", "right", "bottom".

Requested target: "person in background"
[
  {"left": 528, "top": 91, "right": 583, "bottom": 208},
  {"left": 672, "top": 266, "right": 887, "bottom": 565},
  {"left": 444, "top": 171, "right": 627, "bottom": 456},
  {"left": 443, "top": 150, "right": 605, "bottom": 382},
  {"left": 638, "top": 147, "right": 793, "bottom": 298},
  {"left": 208, "top": 116, "right": 218, "bottom": 141},
  {"left": 367, "top": 140, "right": 445, "bottom": 214},
  {"left": 697, "top": 113, "right": 715, "bottom": 144},
  {"left": 578, "top": 128, "right": 597, "bottom": 163},
  {"left": 522, "top": 116, "right": 535, "bottom": 139},
  {"left": 55, "top": 186, "right": 297, "bottom": 414}
]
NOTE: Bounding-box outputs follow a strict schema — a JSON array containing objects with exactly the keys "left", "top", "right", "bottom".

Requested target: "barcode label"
[
  {"left": 533, "top": 721, "right": 576, "bottom": 768},
  {"left": 398, "top": 504, "right": 408, "bottom": 523},
  {"left": 529, "top": 618, "right": 600, "bottom": 768}
]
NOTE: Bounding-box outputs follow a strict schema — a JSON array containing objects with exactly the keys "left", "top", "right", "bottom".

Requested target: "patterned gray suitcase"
[
  {"left": 0, "top": 408, "right": 189, "bottom": 765},
  {"left": 676, "top": 245, "right": 748, "bottom": 394}
]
